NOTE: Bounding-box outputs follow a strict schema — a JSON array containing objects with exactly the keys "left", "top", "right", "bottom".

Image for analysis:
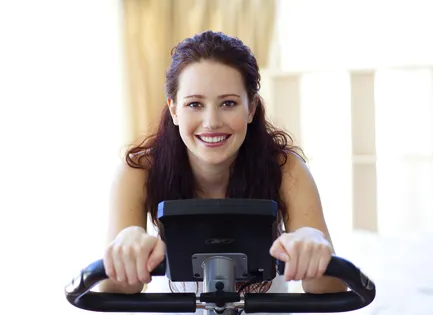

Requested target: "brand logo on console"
[{"left": 205, "top": 238, "right": 234, "bottom": 245}]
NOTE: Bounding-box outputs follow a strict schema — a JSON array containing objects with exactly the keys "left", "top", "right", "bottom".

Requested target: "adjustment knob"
[{"left": 215, "top": 281, "right": 224, "bottom": 291}]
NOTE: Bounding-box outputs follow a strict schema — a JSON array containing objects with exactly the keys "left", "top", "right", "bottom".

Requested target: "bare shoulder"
[
  {"left": 280, "top": 151, "right": 310, "bottom": 185},
  {"left": 279, "top": 151, "right": 331, "bottom": 236}
]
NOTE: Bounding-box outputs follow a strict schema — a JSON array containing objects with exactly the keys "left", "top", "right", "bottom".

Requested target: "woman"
[{"left": 100, "top": 30, "right": 347, "bottom": 297}]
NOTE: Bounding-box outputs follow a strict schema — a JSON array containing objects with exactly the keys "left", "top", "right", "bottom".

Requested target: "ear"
[
  {"left": 248, "top": 94, "right": 259, "bottom": 123},
  {"left": 167, "top": 98, "right": 179, "bottom": 125}
]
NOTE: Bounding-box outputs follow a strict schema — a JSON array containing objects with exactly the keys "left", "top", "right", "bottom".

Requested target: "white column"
[
  {"left": 271, "top": 74, "right": 302, "bottom": 145},
  {"left": 350, "top": 71, "right": 378, "bottom": 232}
]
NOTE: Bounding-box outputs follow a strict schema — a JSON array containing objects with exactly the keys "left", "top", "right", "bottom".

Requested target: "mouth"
[{"left": 195, "top": 134, "right": 231, "bottom": 144}]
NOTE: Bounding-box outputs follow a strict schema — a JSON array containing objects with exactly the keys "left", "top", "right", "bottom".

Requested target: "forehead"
[{"left": 177, "top": 60, "right": 246, "bottom": 98}]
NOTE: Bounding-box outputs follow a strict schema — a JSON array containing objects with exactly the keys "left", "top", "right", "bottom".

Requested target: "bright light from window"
[
  {"left": 0, "top": 1, "right": 125, "bottom": 314},
  {"left": 299, "top": 72, "right": 353, "bottom": 236},
  {"left": 375, "top": 69, "right": 433, "bottom": 237}
]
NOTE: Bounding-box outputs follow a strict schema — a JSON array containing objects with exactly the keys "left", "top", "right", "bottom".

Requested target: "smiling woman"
[
  {"left": 124, "top": 30, "right": 299, "bottom": 225},
  {"left": 99, "top": 30, "right": 347, "bottom": 299}
]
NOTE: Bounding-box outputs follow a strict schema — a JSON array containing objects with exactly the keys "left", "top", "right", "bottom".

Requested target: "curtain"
[{"left": 122, "top": 0, "right": 276, "bottom": 145}]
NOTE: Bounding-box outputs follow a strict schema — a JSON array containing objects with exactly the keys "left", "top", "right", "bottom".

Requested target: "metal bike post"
[{"left": 202, "top": 256, "right": 237, "bottom": 315}]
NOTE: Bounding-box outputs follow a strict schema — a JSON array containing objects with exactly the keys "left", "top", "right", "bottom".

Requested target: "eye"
[
  {"left": 187, "top": 102, "right": 202, "bottom": 108},
  {"left": 222, "top": 100, "right": 237, "bottom": 108}
]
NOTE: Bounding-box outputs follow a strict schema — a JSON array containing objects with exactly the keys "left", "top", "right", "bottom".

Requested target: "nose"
[{"left": 202, "top": 106, "right": 223, "bottom": 129}]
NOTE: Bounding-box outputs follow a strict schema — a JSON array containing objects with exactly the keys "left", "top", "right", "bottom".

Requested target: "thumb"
[
  {"left": 147, "top": 239, "right": 166, "bottom": 272},
  {"left": 269, "top": 238, "right": 290, "bottom": 261}
]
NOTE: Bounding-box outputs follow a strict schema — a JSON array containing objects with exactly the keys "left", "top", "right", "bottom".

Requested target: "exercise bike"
[{"left": 65, "top": 199, "right": 376, "bottom": 314}]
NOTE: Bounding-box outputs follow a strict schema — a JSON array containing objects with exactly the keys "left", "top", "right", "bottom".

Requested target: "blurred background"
[{"left": 0, "top": 0, "right": 432, "bottom": 314}]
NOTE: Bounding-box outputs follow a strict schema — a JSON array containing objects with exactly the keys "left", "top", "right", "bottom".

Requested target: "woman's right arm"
[{"left": 98, "top": 161, "right": 165, "bottom": 294}]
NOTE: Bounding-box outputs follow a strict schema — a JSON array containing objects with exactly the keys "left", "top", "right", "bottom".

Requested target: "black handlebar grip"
[
  {"left": 244, "top": 292, "right": 366, "bottom": 313},
  {"left": 244, "top": 256, "right": 375, "bottom": 313},
  {"left": 66, "top": 256, "right": 196, "bottom": 313},
  {"left": 69, "top": 292, "right": 197, "bottom": 313}
]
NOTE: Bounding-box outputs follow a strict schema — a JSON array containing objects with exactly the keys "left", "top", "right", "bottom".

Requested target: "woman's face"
[{"left": 168, "top": 60, "right": 256, "bottom": 167}]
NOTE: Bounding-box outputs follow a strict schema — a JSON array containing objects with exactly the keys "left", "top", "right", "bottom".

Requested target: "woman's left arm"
[{"left": 270, "top": 152, "right": 347, "bottom": 294}]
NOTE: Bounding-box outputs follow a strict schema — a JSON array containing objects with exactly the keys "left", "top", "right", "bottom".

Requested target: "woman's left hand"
[{"left": 269, "top": 227, "right": 333, "bottom": 281}]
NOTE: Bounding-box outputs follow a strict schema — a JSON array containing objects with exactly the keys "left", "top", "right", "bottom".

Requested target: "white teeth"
[{"left": 199, "top": 136, "right": 228, "bottom": 143}]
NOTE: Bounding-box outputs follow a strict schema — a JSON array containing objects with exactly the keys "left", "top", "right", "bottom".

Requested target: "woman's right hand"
[{"left": 103, "top": 226, "right": 166, "bottom": 286}]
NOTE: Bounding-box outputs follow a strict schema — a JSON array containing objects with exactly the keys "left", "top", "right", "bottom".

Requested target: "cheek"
[
  {"left": 227, "top": 113, "right": 249, "bottom": 133},
  {"left": 177, "top": 114, "right": 198, "bottom": 137}
]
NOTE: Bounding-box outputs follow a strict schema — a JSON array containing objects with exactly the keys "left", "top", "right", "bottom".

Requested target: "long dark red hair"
[{"left": 125, "top": 30, "right": 304, "bottom": 292}]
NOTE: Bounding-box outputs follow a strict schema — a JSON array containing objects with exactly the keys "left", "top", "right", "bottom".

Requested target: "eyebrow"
[{"left": 184, "top": 94, "right": 241, "bottom": 99}]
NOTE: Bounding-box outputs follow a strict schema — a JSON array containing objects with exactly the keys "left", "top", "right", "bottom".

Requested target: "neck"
[{"left": 188, "top": 155, "right": 233, "bottom": 199}]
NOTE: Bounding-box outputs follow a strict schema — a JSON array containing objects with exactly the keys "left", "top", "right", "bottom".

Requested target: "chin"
[
  {"left": 190, "top": 150, "right": 237, "bottom": 167},
  {"left": 200, "top": 155, "right": 232, "bottom": 166}
]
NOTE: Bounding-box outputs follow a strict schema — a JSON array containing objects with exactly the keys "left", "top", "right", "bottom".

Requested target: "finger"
[
  {"left": 269, "top": 239, "right": 290, "bottom": 261},
  {"left": 294, "top": 243, "right": 313, "bottom": 280},
  {"left": 317, "top": 248, "right": 332, "bottom": 277},
  {"left": 123, "top": 246, "right": 139, "bottom": 285},
  {"left": 305, "top": 246, "right": 321, "bottom": 279},
  {"left": 103, "top": 245, "right": 116, "bottom": 280},
  {"left": 147, "top": 239, "right": 166, "bottom": 273},
  {"left": 112, "top": 245, "right": 127, "bottom": 283},
  {"left": 284, "top": 241, "right": 298, "bottom": 281},
  {"left": 136, "top": 244, "right": 151, "bottom": 283}
]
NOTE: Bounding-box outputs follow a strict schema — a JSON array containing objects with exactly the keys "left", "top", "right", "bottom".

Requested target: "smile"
[{"left": 196, "top": 134, "right": 231, "bottom": 146}]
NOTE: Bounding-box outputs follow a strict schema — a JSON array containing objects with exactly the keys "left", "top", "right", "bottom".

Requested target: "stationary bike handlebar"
[{"left": 65, "top": 255, "right": 376, "bottom": 313}]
